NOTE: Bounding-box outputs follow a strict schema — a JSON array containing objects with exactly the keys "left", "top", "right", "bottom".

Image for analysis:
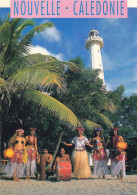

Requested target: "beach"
[{"left": 0, "top": 175, "right": 137, "bottom": 195}]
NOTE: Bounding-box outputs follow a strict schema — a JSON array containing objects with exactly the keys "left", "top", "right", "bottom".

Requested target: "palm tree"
[{"left": 0, "top": 15, "right": 81, "bottom": 162}]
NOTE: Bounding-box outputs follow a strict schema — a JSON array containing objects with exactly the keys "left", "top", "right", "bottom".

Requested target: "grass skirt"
[
  {"left": 111, "top": 153, "right": 125, "bottom": 177},
  {"left": 93, "top": 159, "right": 109, "bottom": 177},
  {"left": 24, "top": 149, "right": 37, "bottom": 177},
  {"left": 24, "top": 159, "right": 37, "bottom": 177},
  {"left": 72, "top": 150, "right": 92, "bottom": 179},
  {"left": 5, "top": 151, "right": 25, "bottom": 178},
  {"left": 93, "top": 149, "right": 109, "bottom": 177}
]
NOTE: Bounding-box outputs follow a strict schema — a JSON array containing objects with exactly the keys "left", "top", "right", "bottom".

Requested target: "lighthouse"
[{"left": 85, "top": 29, "right": 105, "bottom": 85}]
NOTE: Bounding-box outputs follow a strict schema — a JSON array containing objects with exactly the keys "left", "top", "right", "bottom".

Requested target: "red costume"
[{"left": 27, "top": 135, "right": 37, "bottom": 161}]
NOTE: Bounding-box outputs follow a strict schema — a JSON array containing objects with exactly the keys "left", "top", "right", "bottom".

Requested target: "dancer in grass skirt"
[
  {"left": 5, "top": 129, "right": 26, "bottom": 182},
  {"left": 109, "top": 127, "right": 126, "bottom": 180},
  {"left": 92, "top": 128, "right": 109, "bottom": 179},
  {"left": 25, "top": 127, "right": 38, "bottom": 179},
  {"left": 63, "top": 127, "right": 93, "bottom": 179}
]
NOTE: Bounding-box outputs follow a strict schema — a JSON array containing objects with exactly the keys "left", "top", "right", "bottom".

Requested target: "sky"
[{"left": 0, "top": 8, "right": 137, "bottom": 96}]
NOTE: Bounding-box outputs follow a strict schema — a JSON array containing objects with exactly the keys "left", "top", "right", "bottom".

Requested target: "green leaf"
[
  {"left": 24, "top": 90, "right": 81, "bottom": 128},
  {"left": 23, "top": 54, "right": 56, "bottom": 67},
  {"left": 20, "top": 22, "right": 54, "bottom": 45},
  {"left": 84, "top": 119, "right": 102, "bottom": 130},
  {"left": 0, "top": 78, "right": 7, "bottom": 89},
  {"left": 97, "top": 113, "right": 114, "bottom": 128},
  {"left": 9, "top": 66, "right": 64, "bottom": 90}
]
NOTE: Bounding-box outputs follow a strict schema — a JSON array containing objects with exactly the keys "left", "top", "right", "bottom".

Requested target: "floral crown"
[{"left": 94, "top": 128, "right": 102, "bottom": 131}]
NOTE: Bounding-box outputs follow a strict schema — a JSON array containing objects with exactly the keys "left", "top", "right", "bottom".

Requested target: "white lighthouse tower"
[{"left": 86, "top": 29, "right": 105, "bottom": 85}]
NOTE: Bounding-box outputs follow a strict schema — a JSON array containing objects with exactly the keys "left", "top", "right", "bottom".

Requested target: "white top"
[{"left": 71, "top": 136, "right": 89, "bottom": 150}]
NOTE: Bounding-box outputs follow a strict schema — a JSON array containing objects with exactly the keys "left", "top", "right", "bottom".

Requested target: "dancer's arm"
[
  {"left": 63, "top": 142, "right": 73, "bottom": 146},
  {"left": 86, "top": 143, "right": 93, "bottom": 148},
  {"left": 119, "top": 136, "right": 124, "bottom": 142},
  {"left": 47, "top": 154, "right": 52, "bottom": 164},
  {"left": 35, "top": 137, "right": 38, "bottom": 154},
  {"left": 37, "top": 155, "right": 40, "bottom": 165},
  {"left": 25, "top": 136, "right": 28, "bottom": 144},
  {"left": 66, "top": 154, "right": 70, "bottom": 161},
  {"left": 85, "top": 137, "right": 93, "bottom": 148}
]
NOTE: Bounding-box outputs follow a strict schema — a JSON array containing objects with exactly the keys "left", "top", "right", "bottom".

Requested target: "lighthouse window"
[
  {"left": 100, "top": 64, "right": 101, "bottom": 67},
  {"left": 98, "top": 49, "right": 99, "bottom": 53},
  {"left": 91, "top": 31, "right": 94, "bottom": 36}
]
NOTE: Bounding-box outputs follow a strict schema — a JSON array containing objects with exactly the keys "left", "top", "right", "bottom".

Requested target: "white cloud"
[
  {"left": 125, "top": 87, "right": 137, "bottom": 96},
  {"left": 104, "top": 18, "right": 120, "bottom": 25},
  {"left": 29, "top": 45, "right": 65, "bottom": 61},
  {"left": 99, "top": 19, "right": 120, "bottom": 29},
  {"left": 40, "top": 19, "right": 50, "bottom": 24},
  {"left": 40, "top": 26, "right": 61, "bottom": 43}
]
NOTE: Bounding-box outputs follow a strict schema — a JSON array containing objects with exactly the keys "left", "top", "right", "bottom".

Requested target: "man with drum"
[
  {"left": 53, "top": 148, "right": 70, "bottom": 170},
  {"left": 53, "top": 148, "right": 71, "bottom": 181}
]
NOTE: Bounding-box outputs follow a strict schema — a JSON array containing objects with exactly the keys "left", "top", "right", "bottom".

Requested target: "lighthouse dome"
[{"left": 89, "top": 29, "right": 99, "bottom": 37}]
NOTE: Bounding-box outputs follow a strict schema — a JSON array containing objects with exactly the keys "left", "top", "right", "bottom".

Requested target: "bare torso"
[
  {"left": 26, "top": 135, "right": 37, "bottom": 149},
  {"left": 14, "top": 137, "right": 25, "bottom": 151},
  {"left": 56, "top": 154, "right": 70, "bottom": 162}
]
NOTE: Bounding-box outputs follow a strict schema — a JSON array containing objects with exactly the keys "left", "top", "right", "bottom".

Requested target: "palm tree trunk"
[
  {"left": 50, "top": 132, "right": 63, "bottom": 168},
  {"left": 0, "top": 100, "right": 2, "bottom": 165}
]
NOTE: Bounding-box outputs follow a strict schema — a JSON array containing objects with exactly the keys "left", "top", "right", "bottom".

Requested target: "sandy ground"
[{"left": 0, "top": 175, "right": 137, "bottom": 195}]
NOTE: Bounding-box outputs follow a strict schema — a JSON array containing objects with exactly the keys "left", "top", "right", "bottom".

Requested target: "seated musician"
[
  {"left": 37, "top": 148, "right": 52, "bottom": 171},
  {"left": 53, "top": 148, "right": 70, "bottom": 170}
]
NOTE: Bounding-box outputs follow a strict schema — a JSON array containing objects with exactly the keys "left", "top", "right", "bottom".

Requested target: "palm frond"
[
  {"left": 84, "top": 120, "right": 102, "bottom": 130},
  {"left": 0, "top": 13, "right": 10, "bottom": 25},
  {"left": 97, "top": 113, "right": 114, "bottom": 128},
  {"left": 60, "top": 61, "right": 81, "bottom": 73},
  {"left": 6, "top": 13, "right": 10, "bottom": 23},
  {"left": 0, "top": 78, "right": 7, "bottom": 90},
  {"left": 0, "top": 22, "right": 11, "bottom": 49},
  {"left": 0, "top": 78, "right": 12, "bottom": 105},
  {"left": 9, "top": 67, "right": 64, "bottom": 90},
  {"left": 25, "top": 60, "right": 80, "bottom": 73},
  {"left": 20, "top": 22, "right": 54, "bottom": 45},
  {"left": 4, "top": 54, "right": 56, "bottom": 78},
  {"left": 23, "top": 53, "right": 56, "bottom": 67},
  {"left": 14, "top": 19, "right": 34, "bottom": 36},
  {"left": 9, "top": 18, "right": 23, "bottom": 32},
  {"left": 24, "top": 90, "right": 81, "bottom": 128}
]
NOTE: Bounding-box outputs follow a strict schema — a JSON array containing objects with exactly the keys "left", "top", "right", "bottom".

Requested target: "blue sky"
[{"left": 0, "top": 8, "right": 137, "bottom": 96}]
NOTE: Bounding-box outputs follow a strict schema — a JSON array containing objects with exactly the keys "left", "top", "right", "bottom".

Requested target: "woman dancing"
[
  {"left": 92, "top": 128, "right": 109, "bottom": 179},
  {"left": 109, "top": 127, "right": 126, "bottom": 180},
  {"left": 6, "top": 129, "right": 26, "bottom": 182},
  {"left": 63, "top": 127, "right": 93, "bottom": 179},
  {"left": 25, "top": 127, "right": 38, "bottom": 179}
]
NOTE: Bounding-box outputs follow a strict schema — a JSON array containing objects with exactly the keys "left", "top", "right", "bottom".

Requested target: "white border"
[{"left": 0, "top": 0, "right": 137, "bottom": 8}]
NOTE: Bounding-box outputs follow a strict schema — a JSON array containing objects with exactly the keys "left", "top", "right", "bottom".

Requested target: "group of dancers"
[
  {"left": 63, "top": 127, "right": 126, "bottom": 180},
  {"left": 3, "top": 126, "right": 126, "bottom": 181},
  {"left": 4, "top": 128, "right": 38, "bottom": 181}
]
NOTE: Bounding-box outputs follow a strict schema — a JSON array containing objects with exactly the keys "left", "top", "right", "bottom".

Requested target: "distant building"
[{"left": 86, "top": 29, "right": 105, "bottom": 85}]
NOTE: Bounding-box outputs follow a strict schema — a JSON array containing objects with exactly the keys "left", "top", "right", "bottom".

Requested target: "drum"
[{"left": 56, "top": 161, "right": 71, "bottom": 181}]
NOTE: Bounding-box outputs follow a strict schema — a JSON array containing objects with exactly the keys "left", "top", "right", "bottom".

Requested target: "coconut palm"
[{"left": 0, "top": 15, "right": 81, "bottom": 162}]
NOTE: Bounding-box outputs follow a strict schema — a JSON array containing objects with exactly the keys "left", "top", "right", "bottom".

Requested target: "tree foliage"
[{"left": 0, "top": 16, "right": 81, "bottom": 161}]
